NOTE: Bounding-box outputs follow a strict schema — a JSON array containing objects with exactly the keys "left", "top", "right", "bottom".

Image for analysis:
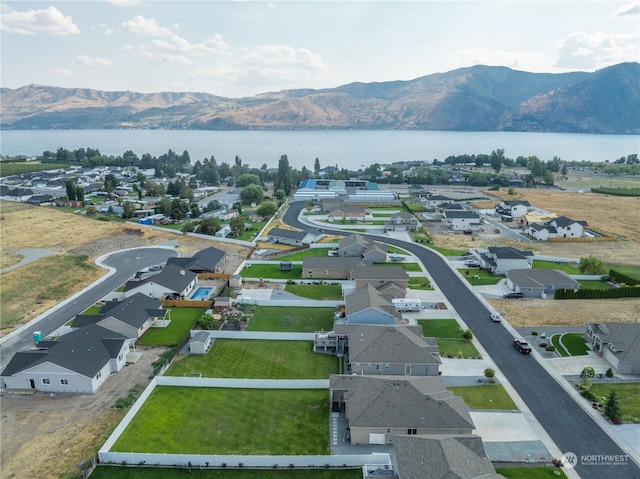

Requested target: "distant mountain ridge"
[{"left": 2, "top": 63, "right": 638, "bottom": 133}]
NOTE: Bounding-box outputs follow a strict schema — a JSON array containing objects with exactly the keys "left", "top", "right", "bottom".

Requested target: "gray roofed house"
[
  {"left": 266, "top": 227, "right": 319, "bottom": 246},
  {"left": 392, "top": 434, "right": 505, "bottom": 479},
  {"left": 302, "top": 256, "right": 369, "bottom": 279},
  {"left": 1, "top": 324, "right": 130, "bottom": 394},
  {"left": 339, "top": 233, "right": 387, "bottom": 262},
  {"left": 506, "top": 268, "right": 579, "bottom": 298},
  {"left": 480, "top": 247, "right": 533, "bottom": 274},
  {"left": 441, "top": 210, "right": 481, "bottom": 231},
  {"left": 72, "top": 293, "right": 167, "bottom": 339},
  {"left": 584, "top": 322, "right": 640, "bottom": 375},
  {"left": 334, "top": 324, "right": 441, "bottom": 376},
  {"left": 345, "top": 283, "right": 402, "bottom": 325},
  {"left": 352, "top": 265, "right": 409, "bottom": 290},
  {"left": 385, "top": 212, "right": 420, "bottom": 232},
  {"left": 330, "top": 375, "right": 474, "bottom": 445},
  {"left": 123, "top": 263, "right": 198, "bottom": 299},
  {"left": 166, "top": 246, "right": 226, "bottom": 273}
]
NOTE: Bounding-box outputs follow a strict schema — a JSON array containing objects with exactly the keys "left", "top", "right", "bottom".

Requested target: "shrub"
[
  {"left": 462, "top": 329, "right": 473, "bottom": 340},
  {"left": 581, "top": 389, "right": 597, "bottom": 402},
  {"left": 545, "top": 345, "right": 555, "bottom": 352},
  {"left": 605, "top": 368, "right": 614, "bottom": 378}
]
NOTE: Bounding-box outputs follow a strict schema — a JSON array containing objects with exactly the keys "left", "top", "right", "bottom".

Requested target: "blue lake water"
[{"left": 1, "top": 129, "right": 638, "bottom": 171}]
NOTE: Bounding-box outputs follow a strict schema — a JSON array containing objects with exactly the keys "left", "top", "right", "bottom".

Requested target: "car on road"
[
  {"left": 503, "top": 291, "right": 524, "bottom": 299},
  {"left": 490, "top": 313, "right": 502, "bottom": 322},
  {"left": 513, "top": 338, "right": 532, "bottom": 354}
]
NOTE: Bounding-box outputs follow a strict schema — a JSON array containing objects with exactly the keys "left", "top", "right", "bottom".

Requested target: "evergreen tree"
[{"left": 604, "top": 389, "right": 622, "bottom": 423}]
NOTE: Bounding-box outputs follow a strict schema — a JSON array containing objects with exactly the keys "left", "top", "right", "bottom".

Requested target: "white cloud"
[
  {"left": 51, "top": 68, "right": 73, "bottom": 77},
  {"left": 122, "top": 15, "right": 229, "bottom": 63},
  {"left": 0, "top": 5, "right": 80, "bottom": 35},
  {"left": 611, "top": 0, "right": 640, "bottom": 17},
  {"left": 555, "top": 30, "right": 640, "bottom": 70},
  {"left": 76, "top": 55, "right": 112, "bottom": 66},
  {"left": 449, "top": 49, "right": 547, "bottom": 72}
]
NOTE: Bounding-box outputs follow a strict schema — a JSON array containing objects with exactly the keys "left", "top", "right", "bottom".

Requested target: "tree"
[
  {"left": 314, "top": 157, "right": 321, "bottom": 175},
  {"left": 579, "top": 255, "right": 606, "bottom": 275},
  {"left": 236, "top": 173, "right": 261, "bottom": 187},
  {"left": 189, "top": 203, "right": 201, "bottom": 218},
  {"left": 65, "top": 179, "right": 77, "bottom": 200},
  {"left": 239, "top": 184, "right": 264, "bottom": 205},
  {"left": 604, "top": 389, "right": 622, "bottom": 423},
  {"left": 580, "top": 366, "right": 596, "bottom": 389},
  {"left": 256, "top": 201, "right": 278, "bottom": 219},
  {"left": 121, "top": 200, "right": 137, "bottom": 219},
  {"left": 156, "top": 197, "right": 172, "bottom": 215},
  {"left": 490, "top": 148, "right": 504, "bottom": 173},
  {"left": 274, "top": 189, "right": 286, "bottom": 202},
  {"left": 181, "top": 221, "right": 195, "bottom": 233},
  {"left": 229, "top": 215, "right": 246, "bottom": 236},
  {"left": 85, "top": 205, "right": 97, "bottom": 216},
  {"left": 462, "top": 329, "right": 473, "bottom": 341},
  {"left": 197, "top": 217, "right": 220, "bottom": 236},
  {"left": 484, "top": 368, "right": 496, "bottom": 383},
  {"left": 104, "top": 174, "right": 117, "bottom": 194},
  {"left": 170, "top": 198, "right": 188, "bottom": 220},
  {"left": 275, "top": 155, "right": 293, "bottom": 195}
]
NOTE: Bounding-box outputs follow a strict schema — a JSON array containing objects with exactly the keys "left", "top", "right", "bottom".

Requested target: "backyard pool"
[{"left": 190, "top": 287, "right": 213, "bottom": 300}]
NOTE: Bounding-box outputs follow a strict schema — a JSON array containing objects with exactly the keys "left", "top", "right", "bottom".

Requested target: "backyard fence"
[{"left": 160, "top": 299, "right": 213, "bottom": 308}]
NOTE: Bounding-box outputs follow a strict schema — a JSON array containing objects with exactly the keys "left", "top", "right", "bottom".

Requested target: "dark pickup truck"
[{"left": 513, "top": 338, "right": 532, "bottom": 354}]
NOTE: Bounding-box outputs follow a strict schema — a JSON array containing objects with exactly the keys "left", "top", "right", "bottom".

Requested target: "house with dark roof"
[
  {"left": 166, "top": 247, "right": 226, "bottom": 273},
  {"left": 344, "top": 284, "right": 403, "bottom": 325},
  {"left": 333, "top": 324, "right": 441, "bottom": 376},
  {"left": 72, "top": 293, "right": 167, "bottom": 339},
  {"left": 123, "top": 264, "right": 198, "bottom": 299},
  {"left": 408, "top": 185, "right": 432, "bottom": 198},
  {"left": 0, "top": 325, "right": 130, "bottom": 394},
  {"left": 338, "top": 233, "right": 387, "bottom": 262},
  {"left": 527, "top": 216, "right": 589, "bottom": 241},
  {"left": 328, "top": 205, "right": 372, "bottom": 222},
  {"left": 584, "top": 323, "right": 640, "bottom": 375},
  {"left": 505, "top": 269, "right": 579, "bottom": 298},
  {"left": 441, "top": 210, "right": 481, "bottom": 231},
  {"left": 26, "top": 194, "right": 54, "bottom": 205},
  {"left": 352, "top": 265, "right": 409, "bottom": 290},
  {"left": 477, "top": 247, "right": 534, "bottom": 275},
  {"left": 302, "top": 256, "right": 369, "bottom": 280},
  {"left": 496, "top": 200, "right": 530, "bottom": 218},
  {"left": 385, "top": 212, "right": 420, "bottom": 232},
  {"left": 266, "top": 227, "right": 319, "bottom": 246},
  {"left": 421, "top": 195, "right": 454, "bottom": 209},
  {"left": 392, "top": 434, "right": 505, "bottom": 479},
  {"left": 330, "top": 375, "right": 475, "bottom": 445}
]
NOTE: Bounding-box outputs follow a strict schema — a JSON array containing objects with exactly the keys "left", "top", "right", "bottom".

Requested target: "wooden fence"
[
  {"left": 197, "top": 272, "right": 231, "bottom": 280},
  {"left": 161, "top": 299, "right": 214, "bottom": 308}
]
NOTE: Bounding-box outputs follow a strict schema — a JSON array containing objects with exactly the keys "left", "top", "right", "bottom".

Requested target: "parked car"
[
  {"left": 513, "top": 338, "right": 532, "bottom": 354},
  {"left": 490, "top": 313, "right": 502, "bottom": 322},
  {"left": 464, "top": 259, "right": 480, "bottom": 267},
  {"left": 503, "top": 291, "right": 524, "bottom": 299}
]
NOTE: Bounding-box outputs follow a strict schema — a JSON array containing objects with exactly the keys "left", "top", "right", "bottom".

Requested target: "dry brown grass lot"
[{"left": 1, "top": 189, "right": 639, "bottom": 479}]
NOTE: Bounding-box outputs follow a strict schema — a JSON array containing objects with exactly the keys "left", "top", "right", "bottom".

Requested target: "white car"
[
  {"left": 490, "top": 313, "right": 502, "bottom": 322},
  {"left": 464, "top": 259, "right": 480, "bottom": 267}
]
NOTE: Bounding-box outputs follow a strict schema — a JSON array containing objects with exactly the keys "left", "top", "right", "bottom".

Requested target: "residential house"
[
  {"left": 352, "top": 265, "right": 410, "bottom": 291},
  {"left": 477, "top": 247, "right": 534, "bottom": 275},
  {"left": 333, "top": 324, "right": 441, "bottom": 376},
  {"left": 266, "top": 227, "right": 319, "bottom": 246},
  {"left": 496, "top": 200, "right": 530, "bottom": 218},
  {"left": 27, "top": 194, "right": 54, "bottom": 205},
  {"left": 408, "top": 185, "right": 432, "bottom": 198},
  {"left": 436, "top": 202, "right": 464, "bottom": 212},
  {"left": 72, "top": 293, "right": 167, "bottom": 339},
  {"left": 214, "top": 224, "right": 231, "bottom": 238},
  {"left": 339, "top": 234, "right": 387, "bottom": 262},
  {"left": 328, "top": 205, "right": 372, "bottom": 222},
  {"left": 421, "top": 195, "right": 454, "bottom": 209},
  {"left": 123, "top": 264, "right": 198, "bottom": 299},
  {"left": 166, "top": 247, "right": 227, "bottom": 273},
  {"left": 505, "top": 269, "right": 579, "bottom": 298},
  {"left": 584, "top": 323, "right": 640, "bottom": 375},
  {"left": 0, "top": 325, "right": 130, "bottom": 394},
  {"left": 385, "top": 212, "right": 420, "bottom": 232},
  {"left": 344, "top": 284, "right": 403, "bottom": 325},
  {"left": 392, "top": 434, "right": 505, "bottom": 479},
  {"left": 441, "top": 210, "right": 481, "bottom": 231},
  {"left": 527, "top": 216, "right": 589, "bottom": 241},
  {"left": 302, "top": 257, "right": 369, "bottom": 280},
  {"left": 189, "top": 331, "right": 213, "bottom": 355},
  {"left": 330, "top": 375, "right": 475, "bottom": 445}
]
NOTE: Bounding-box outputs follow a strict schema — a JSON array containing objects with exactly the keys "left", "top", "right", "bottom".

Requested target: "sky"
[{"left": 1, "top": 1, "right": 639, "bottom": 98}]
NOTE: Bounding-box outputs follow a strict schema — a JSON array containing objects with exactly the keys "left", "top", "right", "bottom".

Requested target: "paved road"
[
  {"left": 0, "top": 247, "right": 177, "bottom": 372},
  {"left": 284, "top": 201, "right": 639, "bottom": 479}
]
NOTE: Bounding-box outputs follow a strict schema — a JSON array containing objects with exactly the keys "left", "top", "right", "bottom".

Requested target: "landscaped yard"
[
  {"left": 375, "top": 262, "right": 423, "bottom": 272},
  {"left": 551, "top": 332, "right": 589, "bottom": 357},
  {"left": 589, "top": 382, "right": 640, "bottom": 421},
  {"left": 578, "top": 280, "right": 614, "bottom": 290},
  {"left": 138, "top": 308, "right": 205, "bottom": 346},
  {"left": 446, "top": 385, "right": 518, "bottom": 410},
  {"left": 436, "top": 339, "right": 480, "bottom": 358},
  {"left": 166, "top": 339, "right": 339, "bottom": 379},
  {"left": 247, "top": 306, "right": 335, "bottom": 332},
  {"left": 408, "top": 277, "right": 433, "bottom": 290},
  {"left": 495, "top": 467, "right": 567, "bottom": 479},
  {"left": 111, "top": 386, "right": 329, "bottom": 455},
  {"left": 90, "top": 467, "right": 364, "bottom": 479},
  {"left": 457, "top": 269, "right": 503, "bottom": 286},
  {"left": 418, "top": 319, "right": 463, "bottom": 338},
  {"left": 425, "top": 245, "right": 466, "bottom": 257},
  {"left": 277, "top": 248, "right": 334, "bottom": 261},
  {"left": 532, "top": 259, "right": 579, "bottom": 274},
  {"left": 240, "top": 263, "right": 302, "bottom": 279},
  {"left": 284, "top": 283, "right": 343, "bottom": 300}
]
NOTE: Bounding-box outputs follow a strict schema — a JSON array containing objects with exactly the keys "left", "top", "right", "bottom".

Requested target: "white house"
[
  {"left": 496, "top": 200, "right": 530, "bottom": 218},
  {"left": 123, "top": 264, "right": 198, "bottom": 299},
  {"left": 478, "top": 247, "right": 534, "bottom": 275},
  {"left": 441, "top": 210, "right": 481, "bottom": 231}
]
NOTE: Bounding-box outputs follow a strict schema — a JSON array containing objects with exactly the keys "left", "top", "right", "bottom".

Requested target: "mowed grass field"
[
  {"left": 111, "top": 386, "right": 329, "bottom": 455},
  {"left": 138, "top": 308, "right": 204, "bottom": 346},
  {"left": 166, "top": 339, "right": 339, "bottom": 379},
  {"left": 248, "top": 306, "right": 335, "bottom": 332}
]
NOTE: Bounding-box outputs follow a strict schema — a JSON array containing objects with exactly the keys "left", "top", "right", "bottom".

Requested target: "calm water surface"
[{"left": 1, "top": 130, "right": 638, "bottom": 170}]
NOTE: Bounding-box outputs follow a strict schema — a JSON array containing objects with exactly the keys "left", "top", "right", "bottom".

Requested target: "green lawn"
[
  {"left": 284, "top": 283, "right": 343, "bottom": 300},
  {"left": 578, "top": 280, "right": 613, "bottom": 290},
  {"left": 436, "top": 339, "right": 480, "bottom": 358},
  {"left": 532, "top": 259, "right": 579, "bottom": 274},
  {"left": 166, "top": 339, "right": 339, "bottom": 379},
  {"left": 375, "top": 262, "right": 423, "bottom": 272},
  {"left": 111, "top": 387, "right": 329, "bottom": 455},
  {"left": 457, "top": 269, "right": 503, "bottom": 285},
  {"left": 551, "top": 334, "right": 569, "bottom": 357},
  {"left": 408, "top": 277, "right": 433, "bottom": 290},
  {"left": 496, "top": 467, "right": 567, "bottom": 479},
  {"left": 240, "top": 264, "right": 302, "bottom": 279},
  {"left": 427, "top": 245, "right": 466, "bottom": 257},
  {"left": 418, "top": 319, "right": 463, "bottom": 338},
  {"left": 248, "top": 306, "right": 335, "bottom": 332},
  {"left": 90, "top": 468, "right": 363, "bottom": 479},
  {"left": 277, "top": 248, "right": 334, "bottom": 261},
  {"left": 446, "top": 385, "right": 518, "bottom": 410},
  {"left": 608, "top": 265, "right": 640, "bottom": 281},
  {"left": 551, "top": 333, "right": 588, "bottom": 357},
  {"left": 138, "top": 308, "right": 204, "bottom": 346},
  {"left": 589, "top": 382, "right": 640, "bottom": 420}
]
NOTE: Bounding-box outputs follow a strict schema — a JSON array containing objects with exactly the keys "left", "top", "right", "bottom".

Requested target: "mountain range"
[{"left": 1, "top": 62, "right": 638, "bottom": 133}]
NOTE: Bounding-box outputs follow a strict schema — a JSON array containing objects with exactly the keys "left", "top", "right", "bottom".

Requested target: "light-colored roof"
[{"left": 507, "top": 269, "right": 579, "bottom": 289}]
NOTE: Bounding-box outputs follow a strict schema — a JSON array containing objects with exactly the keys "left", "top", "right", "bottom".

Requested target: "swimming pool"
[{"left": 190, "top": 287, "right": 213, "bottom": 300}]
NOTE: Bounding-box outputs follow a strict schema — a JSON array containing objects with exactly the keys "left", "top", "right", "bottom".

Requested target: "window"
[
  {"left": 60, "top": 379, "right": 69, "bottom": 385},
  {"left": 95, "top": 371, "right": 102, "bottom": 380},
  {"left": 407, "top": 428, "right": 417, "bottom": 435},
  {"left": 42, "top": 378, "right": 51, "bottom": 385},
  {"left": 118, "top": 354, "right": 123, "bottom": 361},
  {"left": 376, "top": 363, "right": 383, "bottom": 370}
]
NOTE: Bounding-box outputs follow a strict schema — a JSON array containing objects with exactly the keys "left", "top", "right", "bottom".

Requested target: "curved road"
[
  {"left": 284, "top": 201, "right": 639, "bottom": 479},
  {"left": 0, "top": 247, "right": 177, "bottom": 371}
]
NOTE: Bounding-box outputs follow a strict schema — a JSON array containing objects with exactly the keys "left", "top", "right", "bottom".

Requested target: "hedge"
[
  {"left": 554, "top": 286, "right": 640, "bottom": 299},
  {"left": 609, "top": 269, "right": 640, "bottom": 286}
]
